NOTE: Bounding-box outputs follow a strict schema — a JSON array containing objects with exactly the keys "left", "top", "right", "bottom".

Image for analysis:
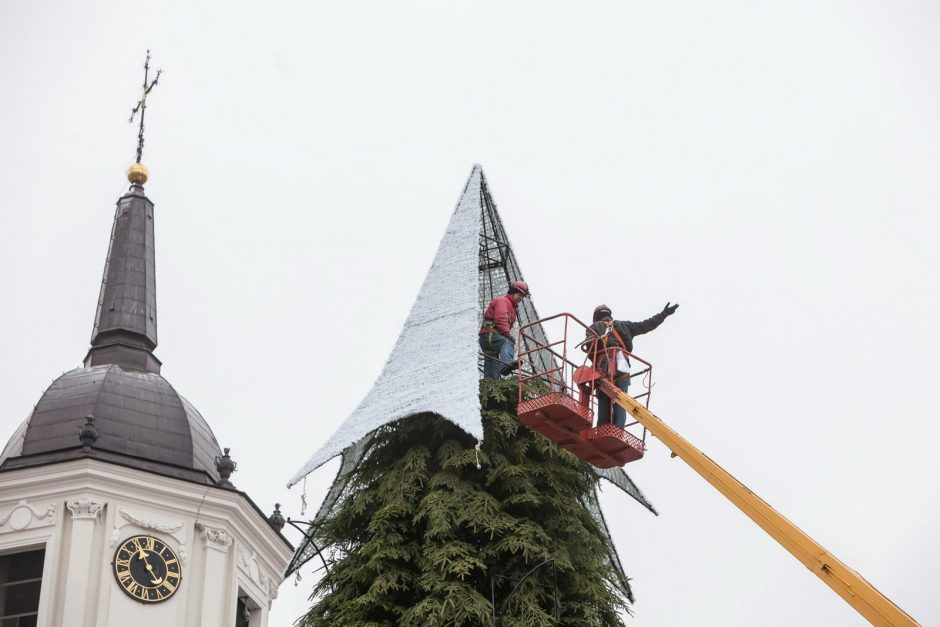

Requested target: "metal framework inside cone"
[{"left": 477, "top": 181, "right": 553, "bottom": 377}]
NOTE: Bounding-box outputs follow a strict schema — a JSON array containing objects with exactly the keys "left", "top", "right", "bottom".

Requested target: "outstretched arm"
[{"left": 624, "top": 302, "right": 679, "bottom": 336}]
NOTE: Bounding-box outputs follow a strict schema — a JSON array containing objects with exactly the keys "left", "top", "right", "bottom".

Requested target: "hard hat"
[
  {"left": 509, "top": 281, "right": 530, "bottom": 296},
  {"left": 594, "top": 304, "right": 612, "bottom": 316}
]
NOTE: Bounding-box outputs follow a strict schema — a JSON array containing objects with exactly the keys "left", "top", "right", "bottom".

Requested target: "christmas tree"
[{"left": 299, "top": 380, "right": 631, "bottom": 626}]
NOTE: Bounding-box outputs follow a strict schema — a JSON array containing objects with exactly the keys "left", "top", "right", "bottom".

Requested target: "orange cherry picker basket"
[{"left": 515, "top": 313, "right": 653, "bottom": 468}]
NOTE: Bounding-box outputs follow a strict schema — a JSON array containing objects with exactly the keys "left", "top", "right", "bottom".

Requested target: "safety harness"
[
  {"left": 480, "top": 319, "right": 500, "bottom": 356},
  {"left": 597, "top": 320, "right": 631, "bottom": 385}
]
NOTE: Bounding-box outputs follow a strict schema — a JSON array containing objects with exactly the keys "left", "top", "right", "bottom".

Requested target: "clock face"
[{"left": 113, "top": 535, "right": 182, "bottom": 603}]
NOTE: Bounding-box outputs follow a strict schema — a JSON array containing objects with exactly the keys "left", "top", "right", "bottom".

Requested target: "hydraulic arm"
[{"left": 597, "top": 379, "right": 920, "bottom": 627}]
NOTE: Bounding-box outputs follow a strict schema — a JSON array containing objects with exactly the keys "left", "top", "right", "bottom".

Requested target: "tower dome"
[{"left": 0, "top": 365, "right": 222, "bottom": 484}]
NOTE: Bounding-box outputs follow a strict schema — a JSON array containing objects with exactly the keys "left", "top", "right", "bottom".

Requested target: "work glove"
[{"left": 662, "top": 302, "right": 679, "bottom": 316}]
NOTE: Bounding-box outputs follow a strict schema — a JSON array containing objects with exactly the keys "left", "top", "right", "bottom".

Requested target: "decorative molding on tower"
[
  {"left": 118, "top": 507, "right": 184, "bottom": 534},
  {"left": 66, "top": 499, "right": 105, "bottom": 521},
  {"left": 237, "top": 548, "right": 279, "bottom": 601},
  {"left": 0, "top": 500, "right": 56, "bottom": 533},
  {"left": 214, "top": 448, "right": 237, "bottom": 488},
  {"left": 197, "top": 523, "right": 234, "bottom": 553},
  {"left": 78, "top": 415, "right": 99, "bottom": 452}
]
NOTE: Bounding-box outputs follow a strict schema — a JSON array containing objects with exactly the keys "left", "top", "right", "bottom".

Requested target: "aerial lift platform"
[{"left": 514, "top": 313, "right": 919, "bottom": 627}]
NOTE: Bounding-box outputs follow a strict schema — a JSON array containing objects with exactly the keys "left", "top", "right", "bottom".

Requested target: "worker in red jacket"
[{"left": 479, "top": 281, "right": 530, "bottom": 379}]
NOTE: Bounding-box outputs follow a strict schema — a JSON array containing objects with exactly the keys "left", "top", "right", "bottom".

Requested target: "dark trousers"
[{"left": 596, "top": 373, "right": 630, "bottom": 428}]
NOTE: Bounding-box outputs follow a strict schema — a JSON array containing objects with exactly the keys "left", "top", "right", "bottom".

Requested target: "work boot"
[{"left": 499, "top": 362, "right": 517, "bottom": 377}]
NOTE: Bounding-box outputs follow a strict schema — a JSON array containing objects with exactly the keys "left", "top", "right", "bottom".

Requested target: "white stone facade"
[{"left": 0, "top": 458, "right": 290, "bottom": 627}]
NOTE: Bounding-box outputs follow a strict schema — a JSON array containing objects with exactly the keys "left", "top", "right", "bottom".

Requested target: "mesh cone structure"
[{"left": 287, "top": 167, "right": 656, "bottom": 618}]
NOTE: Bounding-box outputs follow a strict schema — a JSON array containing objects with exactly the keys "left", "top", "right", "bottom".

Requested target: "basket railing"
[{"left": 517, "top": 312, "right": 653, "bottom": 443}]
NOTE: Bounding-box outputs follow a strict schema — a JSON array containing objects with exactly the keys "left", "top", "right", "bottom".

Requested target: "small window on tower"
[
  {"left": 0, "top": 548, "right": 45, "bottom": 627},
  {"left": 235, "top": 593, "right": 255, "bottom": 627}
]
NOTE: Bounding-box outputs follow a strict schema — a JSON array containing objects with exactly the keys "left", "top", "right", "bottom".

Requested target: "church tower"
[{"left": 0, "top": 109, "right": 290, "bottom": 623}]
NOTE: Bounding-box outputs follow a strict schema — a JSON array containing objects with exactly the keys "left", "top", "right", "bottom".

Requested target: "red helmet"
[{"left": 509, "top": 281, "right": 530, "bottom": 296}]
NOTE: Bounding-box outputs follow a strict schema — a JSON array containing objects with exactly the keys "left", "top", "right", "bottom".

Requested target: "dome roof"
[{"left": 0, "top": 364, "right": 223, "bottom": 485}]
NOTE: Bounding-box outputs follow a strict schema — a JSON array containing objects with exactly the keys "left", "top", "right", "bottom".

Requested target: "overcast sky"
[{"left": 2, "top": 1, "right": 939, "bottom": 625}]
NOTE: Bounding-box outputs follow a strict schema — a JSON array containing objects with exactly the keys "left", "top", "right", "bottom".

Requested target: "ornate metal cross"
[{"left": 128, "top": 50, "right": 162, "bottom": 164}]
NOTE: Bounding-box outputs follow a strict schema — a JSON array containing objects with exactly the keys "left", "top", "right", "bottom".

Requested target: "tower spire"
[{"left": 84, "top": 54, "right": 162, "bottom": 373}]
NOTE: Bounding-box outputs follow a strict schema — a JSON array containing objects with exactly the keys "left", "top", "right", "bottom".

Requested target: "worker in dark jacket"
[
  {"left": 586, "top": 302, "right": 679, "bottom": 427},
  {"left": 479, "top": 281, "right": 530, "bottom": 379}
]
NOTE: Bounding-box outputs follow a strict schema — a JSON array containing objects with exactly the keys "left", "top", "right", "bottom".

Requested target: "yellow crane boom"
[{"left": 597, "top": 379, "right": 920, "bottom": 627}]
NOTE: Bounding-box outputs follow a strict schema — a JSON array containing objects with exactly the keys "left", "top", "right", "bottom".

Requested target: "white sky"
[{"left": 2, "top": 1, "right": 939, "bottom": 625}]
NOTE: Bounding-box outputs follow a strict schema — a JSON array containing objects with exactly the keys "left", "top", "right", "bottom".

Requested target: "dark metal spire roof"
[
  {"left": 85, "top": 182, "right": 160, "bottom": 373},
  {"left": 0, "top": 173, "right": 228, "bottom": 485},
  {"left": 0, "top": 172, "right": 229, "bottom": 484}
]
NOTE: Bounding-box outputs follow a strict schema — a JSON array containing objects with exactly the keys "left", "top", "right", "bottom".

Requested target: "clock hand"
[
  {"left": 144, "top": 561, "right": 164, "bottom": 585},
  {"left": 136, "top": 550, "right": 164, "bottom": 585}
]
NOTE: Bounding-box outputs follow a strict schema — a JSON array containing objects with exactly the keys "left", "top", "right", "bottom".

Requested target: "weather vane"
[{"left": 128, "top": 50, "right": 162, "bottom": 164}]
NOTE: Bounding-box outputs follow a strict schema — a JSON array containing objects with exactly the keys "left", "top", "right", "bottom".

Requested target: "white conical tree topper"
[{"left": 288, "top": 166, "right": 487, "bottom": 488}]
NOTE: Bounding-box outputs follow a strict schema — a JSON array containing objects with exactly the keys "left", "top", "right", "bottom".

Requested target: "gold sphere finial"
[{"left": 126, "top": 162, "right": 149, "bottom": 184}]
